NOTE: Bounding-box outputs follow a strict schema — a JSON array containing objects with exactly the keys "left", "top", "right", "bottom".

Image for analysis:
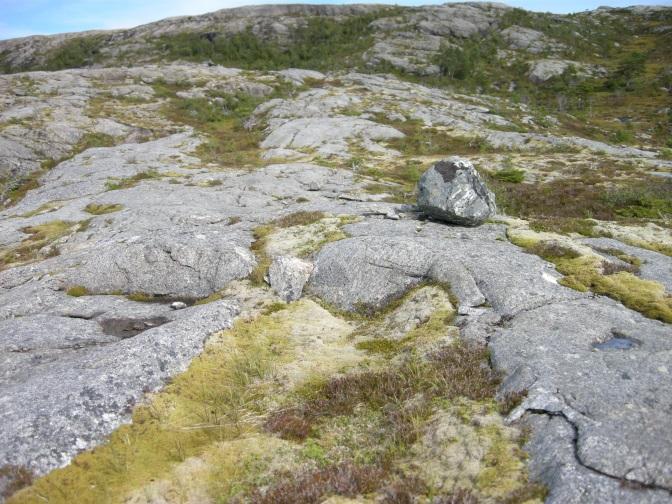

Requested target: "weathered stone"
[
  {"left": 268, "top": 255, "right": 313, "bottom": 302},
  {"left": 417, "top": 158, "right": 497, "bottom": 226}
]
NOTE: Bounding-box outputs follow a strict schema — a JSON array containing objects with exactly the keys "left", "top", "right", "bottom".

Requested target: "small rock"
[
  {"left": 170, "top": 301, "right": 187, "bottom": 310},
  {"left": 308, "top": 182, "right": 321, "bottom": 191},
  {"left": 268, "top": 256, "right": 314, "bottom": 302},
  {"left": 417, "top": 157, "right": 496, "bottom": 226}
]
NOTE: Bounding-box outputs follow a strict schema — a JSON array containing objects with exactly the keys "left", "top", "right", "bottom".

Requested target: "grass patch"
[
  {"left": 160, "top": 91, "right": 269, "bottom": 168},
  {"left": 76, "top": 132, "right": 116, "bottom": 151},
  {"left": 243, "top": 462, "right": 384, "bottom": 503},
  {"left": 66, "top": 285, "right": 89, "bottom": 297},
  {"left": 354, "top": 338, "right": 401, "bottom": 355},
  {"left": 84, "top": 203, "right": 123, "bottom": 215},
  {"left": 528, "top": 217, "right": 597, "bottom": 237},
  {"left": 493, "top": 168, "right": 526, "bottom": 184},
  {"left": 105, "top": 170, "right": 161, "bottom": 191},
  {"left": 490, "top": 175, "right": 672, "bottom": 223},
  {"left": 386, "top": 121, "right": 493, "bottom": 157}
]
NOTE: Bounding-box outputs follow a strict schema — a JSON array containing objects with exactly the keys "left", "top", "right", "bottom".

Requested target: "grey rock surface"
[
  {"left": 493, "top": 297, "right": 672, "bottom": 493},
  {"left": 417, "top": 158, "right": 497, "bottom": 226},
  {"left": 0, "top": 59, "right": 671, "bottom": 504}
]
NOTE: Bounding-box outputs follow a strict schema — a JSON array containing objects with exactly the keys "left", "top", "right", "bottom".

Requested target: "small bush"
[{"left": 493, "top": 168, "right": 525, "bottom": 184}]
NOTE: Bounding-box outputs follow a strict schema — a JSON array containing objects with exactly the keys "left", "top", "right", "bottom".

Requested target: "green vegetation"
[
  {"left": 42, "top": 36, "right": 106, "bottom": 71},
  {"left": 0, "top": 220, "right": 85, "bottom": 271},
  {"left": 511, "top": 233, "right": 672, "bottom": 324},
  {"left": 156, "top": 10, "right": 400, "bottom": 71},
  {"left": 489, "top": 174, "right": 672, "bottom": 224},
  {"left": 159, "top": 88, "right": 271, "bottom": 167},
  {"left": 76, "top": 132, "right": 116, "bottom": 150},
  {"left": 105, "top": 170, "right": 162, "bottom": 191},
  {"left": 84, "top": 203, "right": 123, "bottom": 215},
  {"left": 66, "top": 285, "right": 90, "bottom": 297},
  {"left": 494, "top": 167, "right": 526, "bottom": 184},
  {"left": 10, "top": 282, "right": 545, "bottom": 504},
  {"left": 9, "top": 310, "right": 292, "bottom": 504}
]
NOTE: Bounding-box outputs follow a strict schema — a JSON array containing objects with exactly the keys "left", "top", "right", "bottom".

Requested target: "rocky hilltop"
[{"left": 0, "top": 3, "right": 671, "bottom": 504}]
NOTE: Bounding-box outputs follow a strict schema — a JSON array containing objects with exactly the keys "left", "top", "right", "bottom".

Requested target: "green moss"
[
  {"left": 105, "top": 170, "right": 161, "bottom": 191},
  {"left": 66, "top": 285, "right": 89, "bottom": 297},
  {"left": 355, "top": 338, "right": 401, "bottom": 355},
  {"left": 513, "top": 234, "right": 672, "bottom": 323},
  {"left": 126, "top": 292, "right": 156, "bottom": 302},
  {"left": 84, "top": 203, "right": 123, "bottom": 215},
  {"left": 248, "top": 212, "right": 328, "bottom": 285}
]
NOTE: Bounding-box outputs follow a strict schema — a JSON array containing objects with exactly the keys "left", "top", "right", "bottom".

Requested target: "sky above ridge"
[{"left": 0, "top": 0, "right": 670, "bottom": 40}]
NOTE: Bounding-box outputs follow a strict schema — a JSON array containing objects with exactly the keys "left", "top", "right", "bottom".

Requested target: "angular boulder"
[
  {"left": 268, "top": 255, "right": 314, "bottom": 302},
  {"left": 417, "top": 158, "right": 496, "bottom": 226}
]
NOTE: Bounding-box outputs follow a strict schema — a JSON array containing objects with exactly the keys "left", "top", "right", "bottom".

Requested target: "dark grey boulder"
[{"left": 417, "top": 157, "right": 496, "bottom": 226}]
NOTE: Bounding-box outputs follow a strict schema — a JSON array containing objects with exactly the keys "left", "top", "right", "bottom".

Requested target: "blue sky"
[{"left": 1, "top": 0, "right": 670, "bottom": 40}]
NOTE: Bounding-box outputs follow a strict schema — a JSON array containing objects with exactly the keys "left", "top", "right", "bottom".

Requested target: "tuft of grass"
[
  {"left": 194, "top": 292, "right": 224, "bottom": 305},
  {"left": 76, "top": 132, "right": 116, "bottom": 151},
  {"left": 493, "top": 168, "right": 526, "bottom": 184},
  {"left": 528, "top": 218, "right": 596, "bottom": 237},
  {"left": 273, "top": 211, "right": 326, "bottom": 229},
  {"left": 355, "top": 338, "right": 401, "bottom": 355},
  {"left": 126, "top": 292, "right": 155, "bottom": 302},
  {"left": 66, "top": 285, "right": 89, "bottom": 297},
  {"left": 105, "top": 170, "right": 161, "bottom": 191},
  {"left": 84, "top": 203, "right": 123, "bottom": 215}
]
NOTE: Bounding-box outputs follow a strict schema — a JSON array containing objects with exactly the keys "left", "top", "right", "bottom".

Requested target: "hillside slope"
[{"left": 0, "top": 3, "right": 671, "bottom": 504}]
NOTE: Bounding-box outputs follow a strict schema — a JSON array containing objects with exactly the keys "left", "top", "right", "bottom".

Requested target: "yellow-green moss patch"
[
  {"left": 84, "top": 203, "right": 123, "bottom": 215},
  {"left": 66, "top": 285, "right": 89, "bottom": 297},
  {"left": 509, "top": 229, "right": 672, "bottom": 324}
]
